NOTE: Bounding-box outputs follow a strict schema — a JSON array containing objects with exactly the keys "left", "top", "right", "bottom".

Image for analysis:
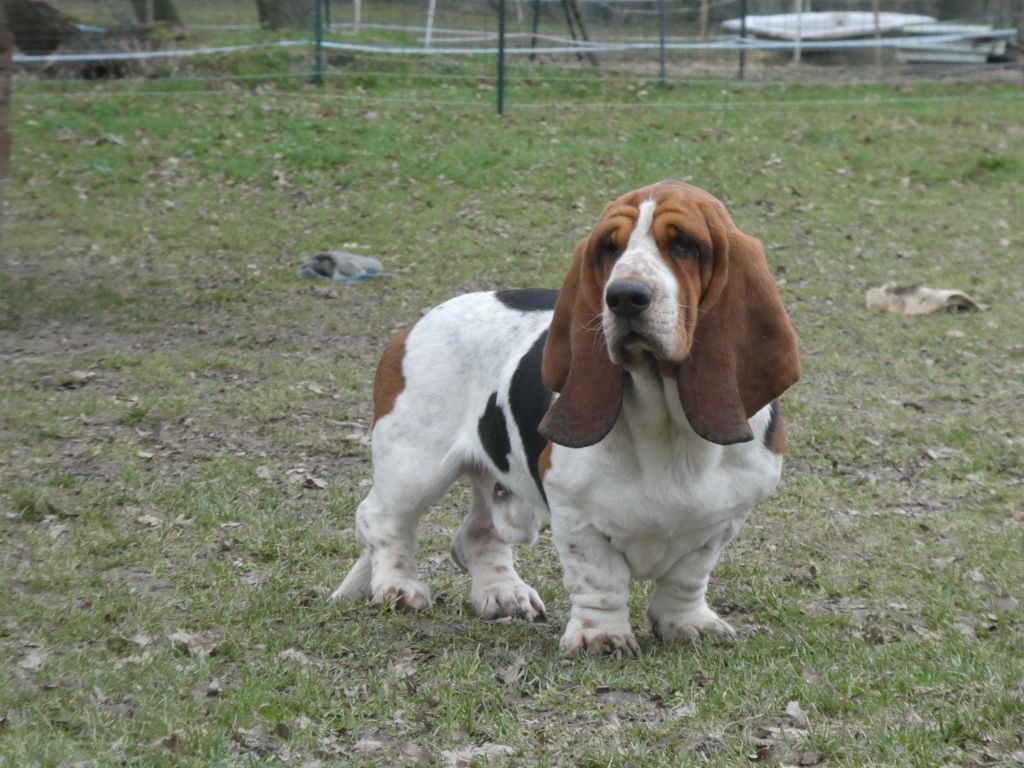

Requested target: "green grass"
[{"left": 1, "top": 65, "right": 1022, "bottom": 767}]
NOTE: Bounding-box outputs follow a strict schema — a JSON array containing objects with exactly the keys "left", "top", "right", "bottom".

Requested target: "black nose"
[{"left": 605, "top": 281, "right": 652, "bottom": 319}]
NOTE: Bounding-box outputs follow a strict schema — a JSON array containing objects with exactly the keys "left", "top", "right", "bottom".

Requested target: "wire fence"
[{"left": 6, "top": 0, "right": 1022, "bottom": 109}]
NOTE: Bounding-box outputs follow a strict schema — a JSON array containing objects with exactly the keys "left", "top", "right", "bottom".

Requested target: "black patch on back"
[
  {"left": 494, "top": 288, "right": 558, "bottom": 313},
  {"left": 508, "top": 330, "right": 552, "bottom": 502},
  {"left": 478, "top": 392, "right": 511, "bottom": 473},
  {"left": 763, "top": 399, "right": 781, "bottom": 450}
]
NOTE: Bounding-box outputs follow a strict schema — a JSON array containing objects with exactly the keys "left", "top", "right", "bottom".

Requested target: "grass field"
[{"left": 1, "top": 65, "right": 1023, "bottom": 767}]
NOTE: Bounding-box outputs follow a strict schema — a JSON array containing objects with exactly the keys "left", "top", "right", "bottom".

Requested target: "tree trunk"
[
  {"left": 3, "top": 0, "right": 77, "bottom": 55},
  {"left": 563, "top": 0, "right": 598, "bottom": 67},
  {"left": 130, "top": 0, "right": 182, "bottom": 26},
  {"left": 256, "top": 0, "right": 315, "bottom": 30}
]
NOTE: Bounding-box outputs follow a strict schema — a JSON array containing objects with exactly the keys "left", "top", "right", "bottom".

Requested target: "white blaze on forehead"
[
  {"left": 625, "top": 199, "right": 657, "bottom": 254},
  {"left": 610, "top": 198, "right": 674, "bottom": 291}
]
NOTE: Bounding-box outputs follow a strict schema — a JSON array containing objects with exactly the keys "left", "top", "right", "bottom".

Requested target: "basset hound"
[{"left": 334, "top": 181, "right": 800, "bottom": 655}]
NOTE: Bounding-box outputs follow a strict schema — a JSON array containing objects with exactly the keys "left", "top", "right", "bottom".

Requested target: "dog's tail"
[{"left": 331, "top": 551, "right": 372, "bottom": 600}]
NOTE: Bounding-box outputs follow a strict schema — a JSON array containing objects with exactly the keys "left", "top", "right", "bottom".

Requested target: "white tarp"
[{"left": 722, "top": 12, "right": 935, "bottom": 40}]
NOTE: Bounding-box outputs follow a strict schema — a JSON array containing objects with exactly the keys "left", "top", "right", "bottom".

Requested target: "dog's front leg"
[
  {"left": 646, "top": 524, "right": 739, "bottom": 643},
  {"left": 552, "top": 518, "right": 638, "bottom": 657}
]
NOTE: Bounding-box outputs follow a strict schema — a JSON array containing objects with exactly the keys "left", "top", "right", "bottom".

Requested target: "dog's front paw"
[
  {"left": 471, "top": 578, "right": 546, "bottom": 622},
  {"left": 649, "top": 606, "right": 735, "bottom": 643},
  {"left": 560, "top": 617, "right": 639, "bottom": 657},
  {"left": 371, "top": 578, "right": 432, "bottom": 611}
]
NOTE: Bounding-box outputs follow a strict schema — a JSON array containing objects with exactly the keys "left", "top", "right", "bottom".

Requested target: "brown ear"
[
  {"left": 676, "top": 223, "right": 800, "bottom": 445},
  {"left": 539, "top": 240, "right": 624, "bottom": 448}
]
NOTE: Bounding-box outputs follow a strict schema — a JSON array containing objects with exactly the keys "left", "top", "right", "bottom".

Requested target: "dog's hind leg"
[
  {"left": 450, "top": 473, "right": 546, "bottom": 622},
  {"left": 334, "top": 452, "right": 458, "bottom": 610}
]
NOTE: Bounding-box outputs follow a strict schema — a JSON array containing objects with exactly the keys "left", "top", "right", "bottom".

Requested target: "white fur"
[
  {"left": 334, "top": 293, "right": 551, "bottom": 621},
  {"left": 335, "top": 272, "right": 783, "bottom": 655},
  {"left": 546, "top": 375, "right": 780, "bottom": 653}
]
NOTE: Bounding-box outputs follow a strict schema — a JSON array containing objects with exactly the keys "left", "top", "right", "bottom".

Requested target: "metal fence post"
[
  {"left": 497, "top": 0, "right": 506, "bottom": 115},
  {"left": 738, "top": 0, "right": 748, "bottom": 81},
  {"left": 0, "top": 17, "right": 9, "bottom": 306},
  {"left": 313, "top": 0, "right": 324, "bottom": 85},
  {"left": 657, "top": 0, "right": 667, "bottom": 85},
  {"left": 529, "top": 0, "right": 541, "bottom": 61}
]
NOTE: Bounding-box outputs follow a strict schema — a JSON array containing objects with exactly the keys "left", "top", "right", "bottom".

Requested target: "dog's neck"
[{"left": 614, "top": 360, "right": 708, "bottom": 450}]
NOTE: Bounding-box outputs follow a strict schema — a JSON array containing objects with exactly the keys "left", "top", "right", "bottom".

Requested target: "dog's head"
[{"left": 539, "top": 181, "right": 800, "bottom": 448}]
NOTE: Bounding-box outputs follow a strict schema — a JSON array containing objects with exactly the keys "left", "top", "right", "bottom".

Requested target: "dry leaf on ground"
[
  {"left": 169, "top": 630, "right": 219, "bottom": 658},
  {"left": 152, "top": 730, "right": 184, "bottom": 753},
  {"left": 669, "top": 702, "right": 697, "bottom": 718},
  {"left": 19, "top": 650, "right": 46, "bottom": 671},
  {"left": 866, "top": 282, "right": 983, "bottom": 315},
  {"left": 232, "top": 724, "right": 279, "bottom": 756},
  {"left": 496, "top": 656, "right": 526, "bottom": 685},
  {"left": 785, "top": 700, "right": 810, "bottom": 727},
  {"left": 355, "top": 735, "right": 391, "bottom": 753},
  {"left": 760, "top": 725, "right": 809, "bottom": 742},
  {"left": 442, "top": 743, "right": 515, "bottom": 767},
  {"left": 61, "top": 370, "right": 96, "bottom": 389},
  {"left": 399, "top": 741, "right": 435, "bottom": 765},
  {"left": 278, "top": 648, "right": 316, "bottom": 668},
  {"left": 994, "top": 594, "right": 1019, "bottom": 615},
  {"left": 390, "top": 650, "right": 417, "bottom": 679},
  {"left": 343, "top": 431, "right": 371, "bottom": 446}
]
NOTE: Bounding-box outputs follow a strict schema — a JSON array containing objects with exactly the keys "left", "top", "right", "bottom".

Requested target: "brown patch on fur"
[
  {"left": 372, "top": 325, "right": 414, "bottom": 423},
  {"left": 765, "top": 403, "right": 787, "bottom": 454},
  {"left": 539, "top": 237, "right": 624, "bottom": 448},
  {"left": 538, "top": 441, "right": 553, "bottom": 479},
  {"left": 581, "top": 619, "right": 596, "bottom": 629},
  {"left": 674, "top": 209, "right": 800, "bottom": 446}
]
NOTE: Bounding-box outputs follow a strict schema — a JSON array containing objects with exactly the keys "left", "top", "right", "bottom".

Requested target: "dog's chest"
[{"left": 545, "top": 418, "right": 781, "bottom": 579}]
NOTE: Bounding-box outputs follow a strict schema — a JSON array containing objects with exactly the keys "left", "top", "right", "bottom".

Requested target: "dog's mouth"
[
  {"left": 622, "top": 331, "right": 649, "bottom": 348},
  {"left": 609, "top": 323, "right": 693, "bottom": 370},
  {"left": 610, "top": 330, "right": 659, "bottom": 368},
  {"left": 621, "top": 332, "right": 654, "bottom": 356}
]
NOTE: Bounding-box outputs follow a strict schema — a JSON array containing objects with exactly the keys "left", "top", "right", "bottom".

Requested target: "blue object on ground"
[{"left": 299, "top": 252, "right": 392, "bottom": 284}]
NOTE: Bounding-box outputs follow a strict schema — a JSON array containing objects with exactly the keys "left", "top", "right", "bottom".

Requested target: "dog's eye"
[
  {"left": 596, "top": 238, "right": 620, "bottom": 262},
  {"left": 669, "top": 236, "right": 701, "bottom": 261}
]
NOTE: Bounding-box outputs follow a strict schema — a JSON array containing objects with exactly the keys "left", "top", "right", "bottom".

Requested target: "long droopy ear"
[
  {"left": 676, "top": 217, "right": 800, "bottom": 445},
  {"left": 539, "top": 239, "right": 625, "bottom": 448}
]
